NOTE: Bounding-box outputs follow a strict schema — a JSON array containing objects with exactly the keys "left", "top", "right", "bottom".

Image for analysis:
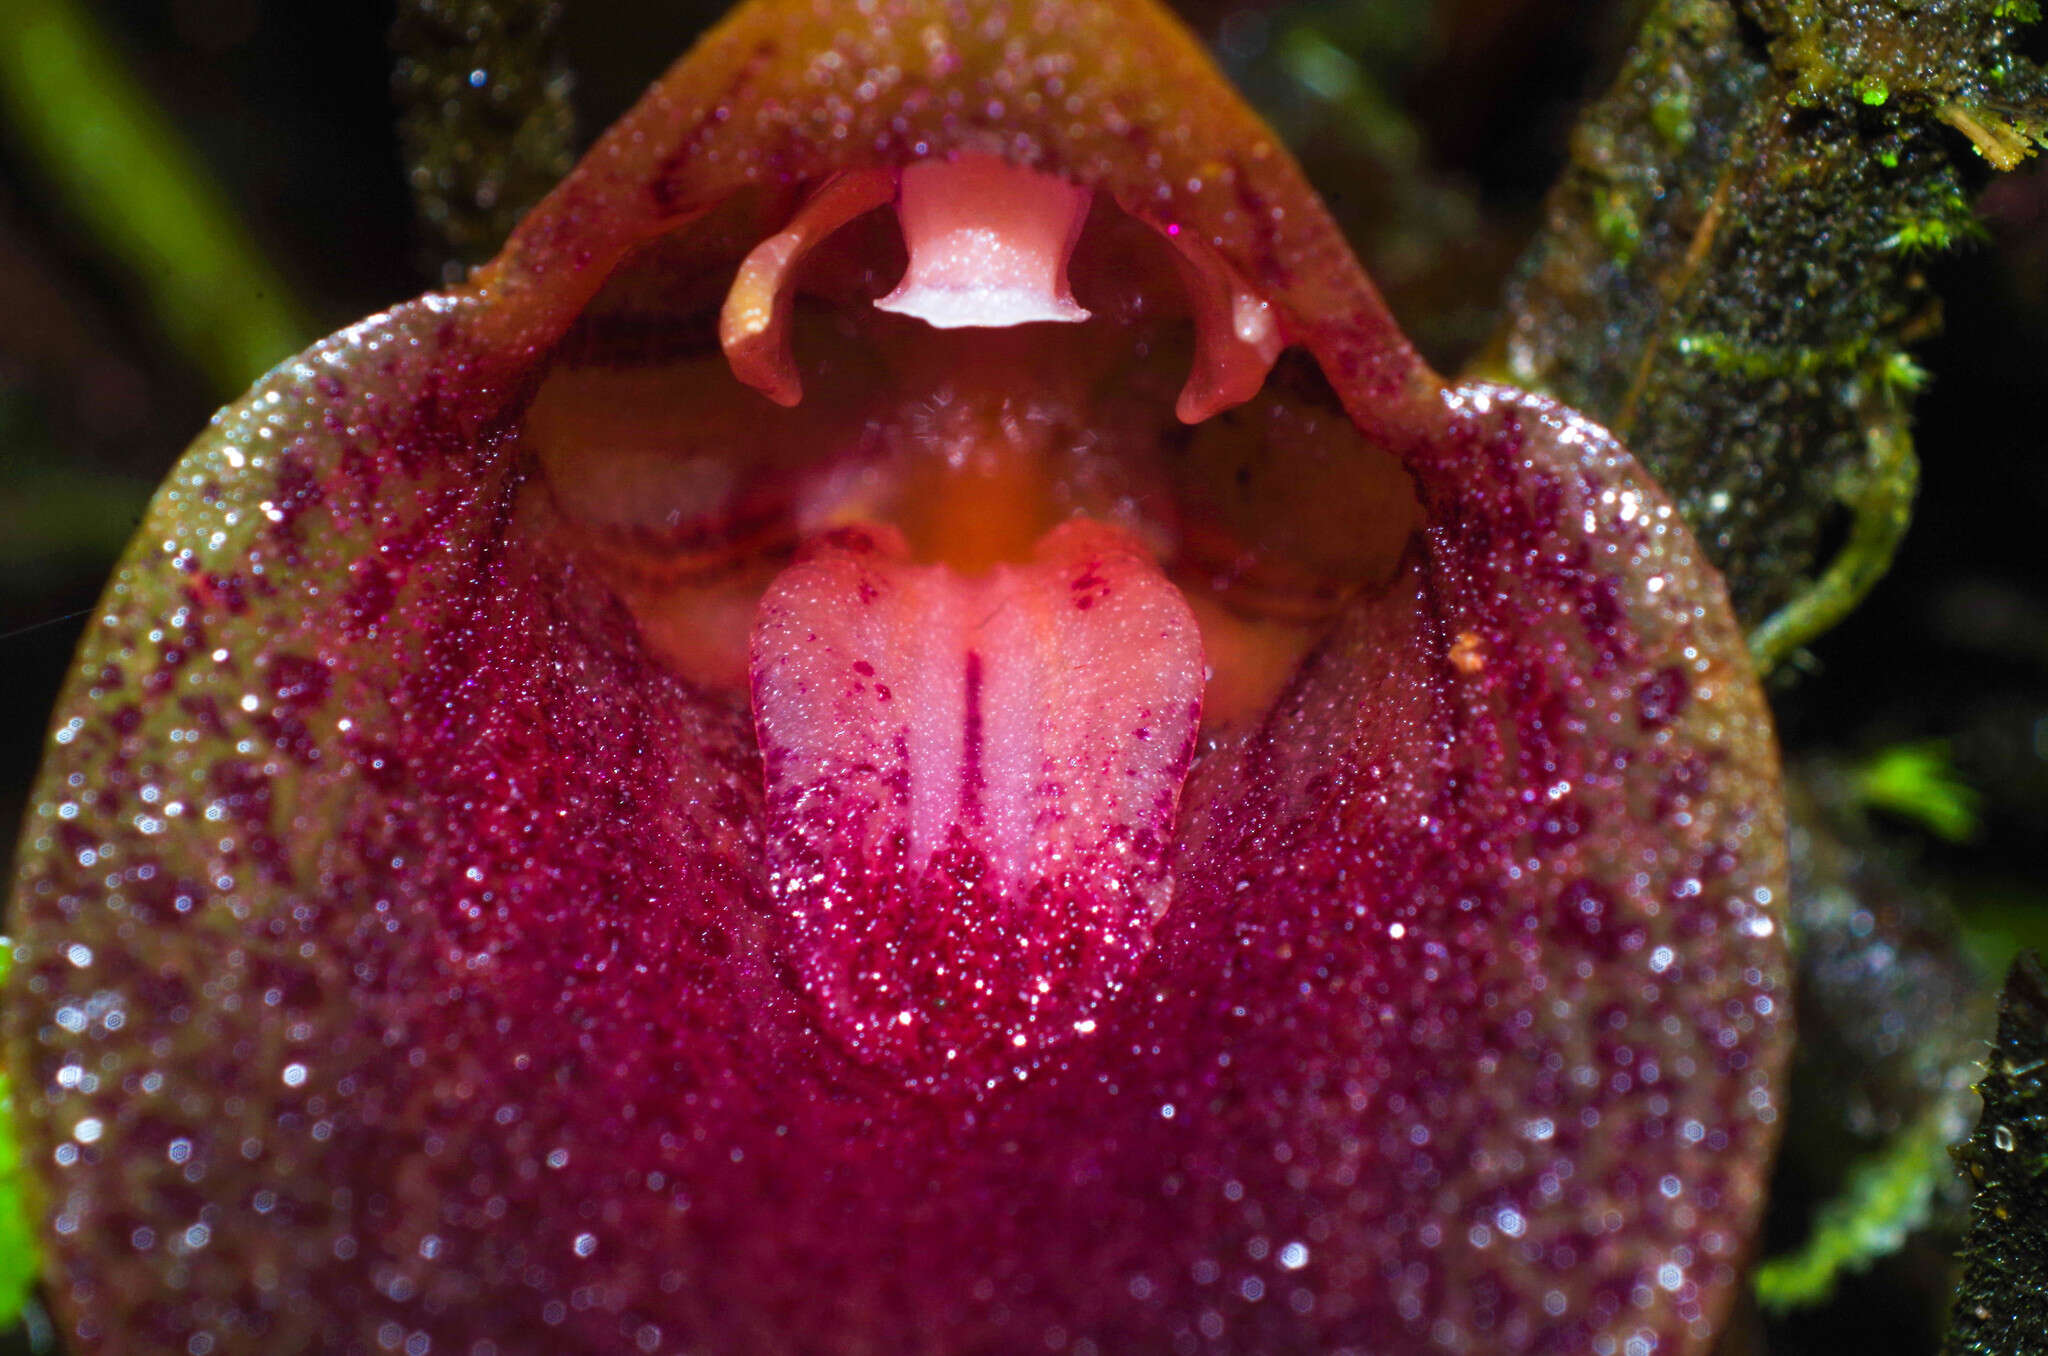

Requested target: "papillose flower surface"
[{"left": 5, "top": 1, "right": 1788, "bottom": 1352}]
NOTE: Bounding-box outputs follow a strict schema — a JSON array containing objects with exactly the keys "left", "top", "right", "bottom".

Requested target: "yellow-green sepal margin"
[{"left": 0, "top": 942, "right": 39, "bottom": 1328}]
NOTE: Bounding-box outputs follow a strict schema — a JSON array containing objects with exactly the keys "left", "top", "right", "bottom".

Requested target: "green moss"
[
  {"left": 1879, "top": 349, "right": 1931, "bottom": 394},
  {"left": 1756, "top": 1098, "right": 1955, "bottom": 1310},
  {"left": 1883, "top": 185, "right": 1989, "bottom": 251},
  {"left": 1672, "top": 330, "right": 1878, "bottom": 379},
  {"left": 1651, "top": 84, "right": 1699, "bottom": 148},
  {"left": 1595, "top": 190, "right": 1644, "bottom": 263},
  {"left": 1766, "top": 0, "right": 2046, "bottom": 121}
]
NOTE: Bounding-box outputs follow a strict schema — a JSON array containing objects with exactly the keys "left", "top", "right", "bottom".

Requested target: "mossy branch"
[
  {"left": 1490, "top": 0, "right": 2046, "bottom": 639},
  {"left": 391, "top": 0, "right": 577, "bottom": 277},
  {"left": 1946, "top": 955, "right": 2048, "bottom": 1354}
]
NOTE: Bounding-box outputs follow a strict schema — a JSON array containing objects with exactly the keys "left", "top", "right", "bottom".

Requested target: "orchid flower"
[{"left": 6, "top": 0, "right": 1788, "bottom": 1351}]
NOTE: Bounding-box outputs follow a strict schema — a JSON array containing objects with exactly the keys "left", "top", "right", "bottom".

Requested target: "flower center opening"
[{"left": 519, "top": 154, "right": 1424, "bottom": 1083}]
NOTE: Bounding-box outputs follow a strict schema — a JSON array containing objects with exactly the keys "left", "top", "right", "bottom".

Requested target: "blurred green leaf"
[
  {"left": 0, "top": 466, "right": 154, "bottom": 577},
  {"left": 0, "top": 0, "right": 314, "bottom": 395},
  {"left": 1854, "top": 739, "right": 1984, "bottom": 844}
]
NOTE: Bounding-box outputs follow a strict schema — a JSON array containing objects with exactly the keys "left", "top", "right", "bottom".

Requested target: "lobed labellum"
[
  {"left": 5, "top": 1, "right": 1789, "bottom": 1353},
  {"left": 753, "top": 519, "right": 1203, "bottom": 1080}
]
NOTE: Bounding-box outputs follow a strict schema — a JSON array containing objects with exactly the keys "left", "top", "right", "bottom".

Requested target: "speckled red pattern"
[
  {"left": 752, "top": 521, "right": 1204, "bottom": 1083},
  {"left": 5, "top": 1, "right": 1787, "bottom": 1352}
]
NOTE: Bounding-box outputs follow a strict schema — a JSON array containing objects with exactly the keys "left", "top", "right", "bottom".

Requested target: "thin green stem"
[{"left": 1749, "top": 411, "right": 1920, "bottom": 674}]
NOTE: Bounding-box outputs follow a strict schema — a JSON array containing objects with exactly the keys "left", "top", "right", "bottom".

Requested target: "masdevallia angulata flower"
[{"left": 7, "top": 1, "right": 1787, "bottom": 1351}]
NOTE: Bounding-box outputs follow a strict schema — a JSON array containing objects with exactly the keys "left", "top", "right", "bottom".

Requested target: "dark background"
[{"left": 3, "top": 2, "right": 2046, "bottom": 1351}]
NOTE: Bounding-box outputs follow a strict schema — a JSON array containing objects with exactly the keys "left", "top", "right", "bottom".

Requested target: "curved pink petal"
[{"left": 5, "top": 2, "right": 1787, "bottom": 1353}]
